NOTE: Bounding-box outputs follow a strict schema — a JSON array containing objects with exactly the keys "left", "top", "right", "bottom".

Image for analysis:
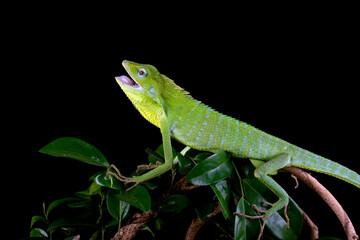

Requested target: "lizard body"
[{"left": 115, "top": 60, "right": 359, "bottom": 226}]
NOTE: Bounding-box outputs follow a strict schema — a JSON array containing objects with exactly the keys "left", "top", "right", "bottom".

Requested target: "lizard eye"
[{"left": 137, "top": 68, "right": 147, "bottom": 78}]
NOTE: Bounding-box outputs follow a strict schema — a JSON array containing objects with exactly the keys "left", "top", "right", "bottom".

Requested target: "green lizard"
[{"left": 114, "top": 60, "right": 359, "bottom": 233}]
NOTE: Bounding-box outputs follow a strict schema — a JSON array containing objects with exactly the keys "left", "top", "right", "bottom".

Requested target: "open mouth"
[{"left": 115, "top": 75, "right": 141, "bottom": 88}]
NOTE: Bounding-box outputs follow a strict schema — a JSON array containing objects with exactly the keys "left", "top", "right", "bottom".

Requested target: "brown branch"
[
  {"left": 111, "top": 176, "right": 201, "bottom": 240},
  {"left": 284, "top": 166, "right": 359, "bottom": 240},
  {"left": 173, "top": 176, "right": 201, "bottom": 192},
  {"left": 185, "top": 205, "right": 222, "bottom": 240},
  {"left": 301, "top": 208, "right": 319, "bottom": 240},
  {"left": 111, "top": 210, "right": 155, "bottom": 240}
]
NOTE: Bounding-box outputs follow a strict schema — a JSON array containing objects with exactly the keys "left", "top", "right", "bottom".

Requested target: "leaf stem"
[
  {"left": 232, "top": 161, "right": 244, "bottom": 197},
  {"left": 97, "top": 193, "right": 104, "bottom": 225},
  {"left": 118, "top": 200, "right": 123, "bottom": 235}
]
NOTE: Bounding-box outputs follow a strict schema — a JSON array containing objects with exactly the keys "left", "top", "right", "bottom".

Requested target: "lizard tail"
[{"left": 291, "top": 151, "right": 360, "bottom": 189}]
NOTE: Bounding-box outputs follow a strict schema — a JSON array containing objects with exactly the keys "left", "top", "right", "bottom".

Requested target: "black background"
[{"left": 5, "top": 3, "right": 359, "bottom": 239}]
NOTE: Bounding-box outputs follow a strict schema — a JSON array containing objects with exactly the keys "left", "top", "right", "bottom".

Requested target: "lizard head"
[
  {"left": 115, "top": 60, "right": 190, "bottom": 127},
  {"left": 115, "top": 60, "right": 162, "bottom": 100},
  {"left": 115, "top": 60, "right": 169, "bottom": 127}
]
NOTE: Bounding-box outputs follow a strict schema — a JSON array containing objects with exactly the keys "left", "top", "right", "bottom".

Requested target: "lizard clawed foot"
[
  {"left": 233, "top": 212, "right": 265, "bottom": 219},
  {"left": 260, "top": 202, "right": 290, "bottom": 229},
  {"left": 107, "top": 164, "right": 129, "bottom": 181},
  {"left": 234, "top": 203, "right": 267, "bottom": 240},
  {"left": 251, "top": 203, "right": 268, "bottom": 213},
  {"left": 253, "top": 201, "right": 290, "bottom": 229},
  {"left": 233, "top": 201, "right": 271, "bottom": 219},
  {"left": 234, "top": 201, "right": 290, "bottom": 240},
  {"left": 233, "top": 211, "right": 267, "bottom": 240},
  {"left": 107, "top": 164, "right": 142, "bottom": 191},
  {"left": 136, "top": 161, "right": 162, "bottom": 173}
]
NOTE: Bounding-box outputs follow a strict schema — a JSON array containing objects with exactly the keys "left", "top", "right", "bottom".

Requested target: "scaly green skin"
[{"left": 115, "top": 60, "right": 360, "bottom": 221}]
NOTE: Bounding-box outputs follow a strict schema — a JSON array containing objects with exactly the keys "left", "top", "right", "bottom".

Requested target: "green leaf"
[
  {"left": 47, "top": 217, "right": 95, "bottom": 232},
  {"left": 147, "top": 145, "right": 165, "bottom": 164},
  {"left": 160, "top": 194, "right": 191, "bottom": 213},
  {"left": 115, "top": 185, "right": 151, "bottom": 212},
  {"left": 67, "top": 199, "right": 94, "bottom": 209},
  {"left": 154, "top": 218, "right": 165, "bottom": 231},
  {"left": 105, "top": 219, "right": 119, "bottom": 229},
  {"left": 89, "top": 181, "right": 102, "bottom": 194},
  {"left": 243, "top": 178, "right": 303, "bottom": 239},
  {"left": 210, "top": 179, "right": 232, "bottom": 221},
  {"left": 239, "top": 160, "right": 256, "bottom": 178},
  {"left": 194, "top": 152, "right": 212, "bottom": 162},
  {"left": 234, "top": 197, "right": 261, "bottom": 240},
  {"left": 186, "top": 151, "right": 233, "bottom": 186},
  {"left": 244, "top": 178, "right": 277, "bottom": 205},
  {"left": 107, "top": 189, "right": 130, "bottom": 220},
  {"left": 95, "top": 171, "right": 125, "bottom": 192},
  {"left": 193, "top": 198, "right": 214, "bottom": 221},
  {"left": 30, "top": 228, "right": 48, "bottom": 237},
  {"left": 89, "top": 231, "right": 99, "bottom": 240},
  {"left": 177, "top": 152, "right": 193, "bottom": 175},
  {"left": 30, "top": 215, "right": 48, "bottom": 229},
  {"left": 281, "top": 197, "right": 303, "bottom": 237},
  {"left": 46, "top": 197, "right": 80, "bottom": 215},
  {"left": 39, "top": 137, "right": 109, "bottom": 167},
  {"left": 76, "top": 181, "right": 102, "bottom": 198},
  {"left": 147, "top": 144, "right": 176, "bottom": 164},
  {"left": 143, "top": 180, "right": 159, "bottom": 190},
  {"left": 142, "top": 224, "right": 156, "bottom": 237}
]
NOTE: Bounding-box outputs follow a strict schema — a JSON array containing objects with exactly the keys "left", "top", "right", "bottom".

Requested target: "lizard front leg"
[{"left": 109, "top": 117, "right": 174, "bottom": 183}]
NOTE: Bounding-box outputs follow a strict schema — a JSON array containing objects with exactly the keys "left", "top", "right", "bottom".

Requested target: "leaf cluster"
[{"left": 26, "top": 137, "right": 342, "bottom": 240}]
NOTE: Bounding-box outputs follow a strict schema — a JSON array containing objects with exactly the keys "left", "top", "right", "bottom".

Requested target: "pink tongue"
[{"left": 116, "top": 75, "right": 136, "bottom": 86}]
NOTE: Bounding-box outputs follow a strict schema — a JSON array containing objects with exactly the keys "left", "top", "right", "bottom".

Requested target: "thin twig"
[
  {"left": 212, "top": 221, "right": 234, "bottom": 240},
  {"left": 284, "top": 166, "right": 359, "bottom": 240}
]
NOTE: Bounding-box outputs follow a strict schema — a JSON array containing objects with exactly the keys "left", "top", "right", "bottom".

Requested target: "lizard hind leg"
[
  {"left": 253, "top": 153, "right": 291, "bottom": 227},
  {"left": 234, "top": 153, "right": 291, "bottom": 240}
]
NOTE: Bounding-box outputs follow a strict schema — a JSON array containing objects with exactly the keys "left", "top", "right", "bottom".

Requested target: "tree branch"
[
  {"left": 185, "top": 205, "right": 222, "bottom": 240},
  {"left": 111, "top": 210, "right": 155, "bottom": 240},
  {"left": 301, "top": 208, "right": 319, "bottom": 240},
  {"left": 284, "top": 166, "right": 359, "bottom": 240},
  {"left": 173, "top": 176, "right": 200, "bottom": 192},
  {"left": 111, "top": 176, "right": 201, "bottom": 240}
]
